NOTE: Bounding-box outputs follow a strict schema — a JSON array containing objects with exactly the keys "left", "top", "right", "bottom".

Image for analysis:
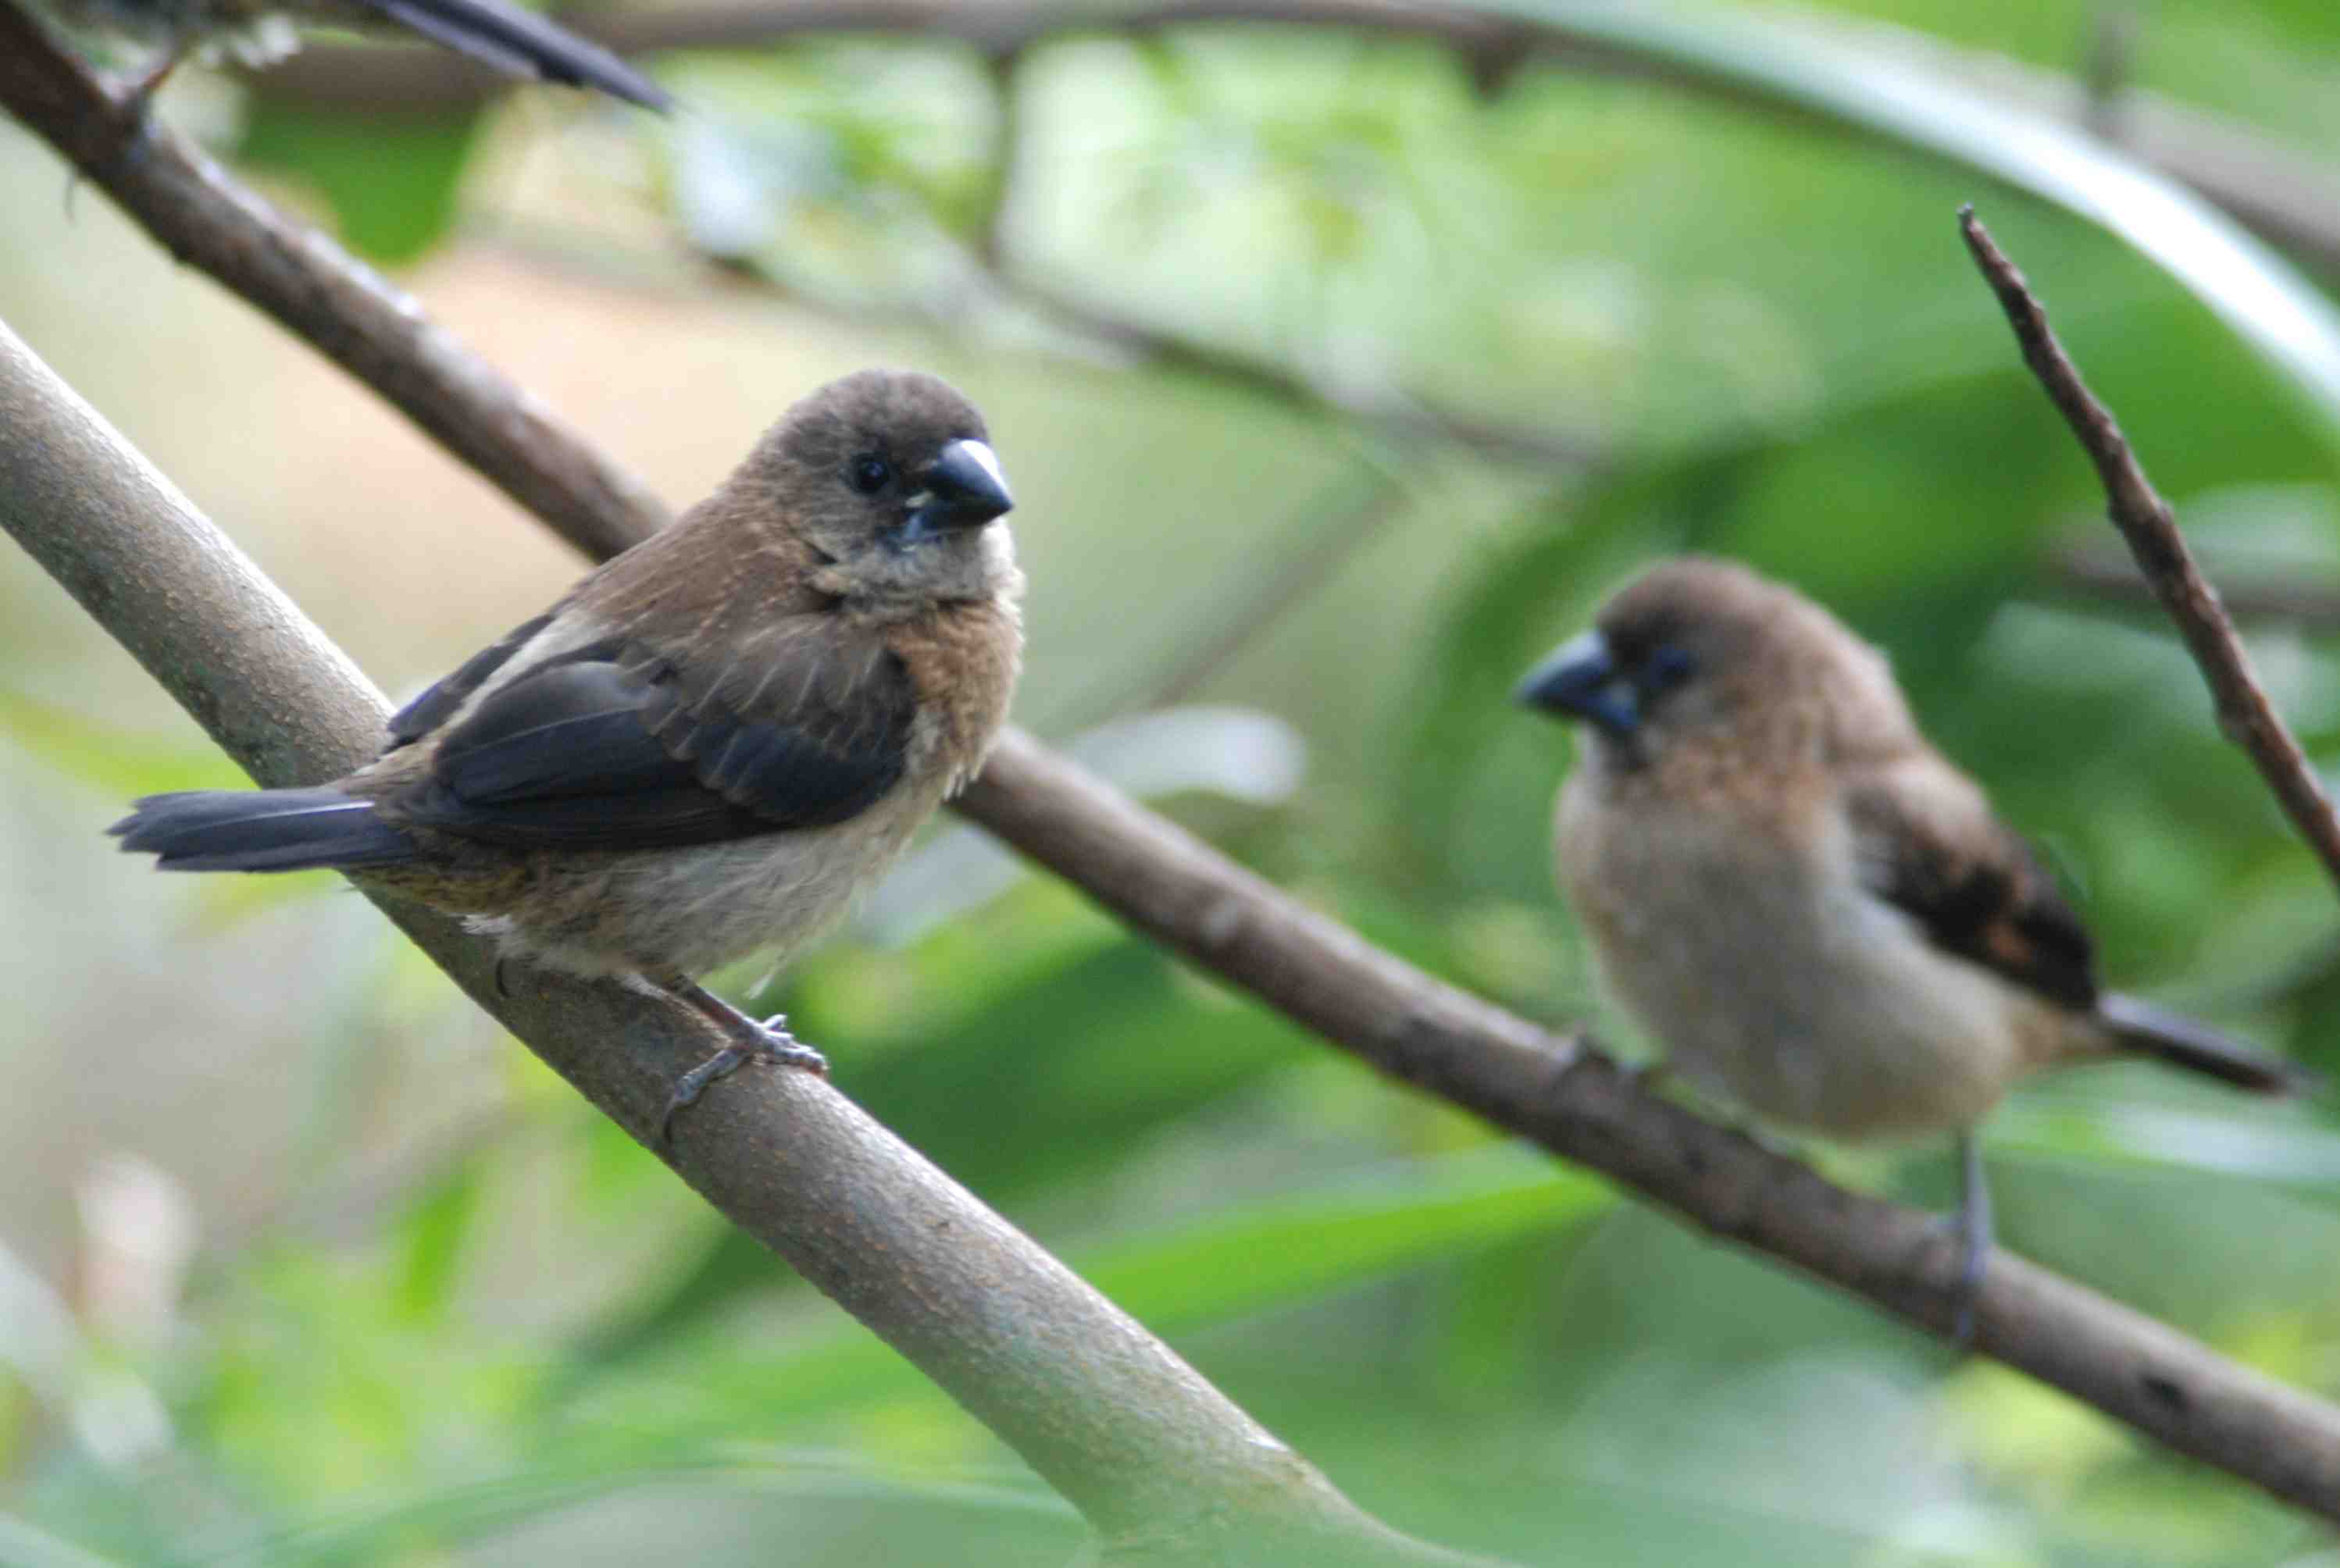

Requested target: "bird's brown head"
[
  {"left": 1514, "top": 555, "right": 1912, "bottom": 772},
  {"left": 731, "top": 369, "right": 1018, "bottom": 607}
]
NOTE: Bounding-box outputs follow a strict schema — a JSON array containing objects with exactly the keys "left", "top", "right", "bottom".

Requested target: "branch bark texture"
[
  {"left": 0, "top": 323, "right": 1486, "bottom": 1566},
  {"left": 1962, "top": 207, "right": 2340, "bottom": 901},
  {"left": 6, "top": 13, "right": 2340, "bottom": 1523}
]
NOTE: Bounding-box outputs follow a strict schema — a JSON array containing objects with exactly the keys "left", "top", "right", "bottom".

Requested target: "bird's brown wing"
[
  {"left": 1844, "top": 756, "right": 2099, "bottom": 1010},
  {"left": 386, "top": 611, "right": 555, "bottom": 749},
  {"left": 382, "top": 616, "right": 914, "bottom": 850},
  {"left": 348, "top": 0, "right": 672, "bottom": 109}
]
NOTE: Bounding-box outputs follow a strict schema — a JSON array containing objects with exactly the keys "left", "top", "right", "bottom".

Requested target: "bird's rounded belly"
[
  {"left": 474, "top": 793, "right": 931, "bottom": 979},
  {"left": 1575, "top": 836, "right": 2017, "bottom": 1142}
]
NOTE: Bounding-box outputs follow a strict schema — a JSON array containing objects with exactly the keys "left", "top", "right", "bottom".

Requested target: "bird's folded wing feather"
[
  {"left": 348, "top": 0, "right": 673, "bottom": 109},
  {"left": 387, "top": 610, "right": 555, "bottom": 748},
  {"left": 1843, "top": 754, "right": 2099, "bottom": 1010},
  {"left": 382, "top": 618, "right": 913, "bottom": 850}
]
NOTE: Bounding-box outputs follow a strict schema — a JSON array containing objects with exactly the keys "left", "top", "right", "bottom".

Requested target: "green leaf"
[
  {"left": 238, "top": 102, "right": 479, "bottom": 264},
  {"left": 392, "top": 1164, "right": 483, "bottom": 1324},
  {"left": 0, "top": 1515, "right": 128, "bottom": 1568},
  {"left": 0, "top": 686, "right": 238, "bottom": 797},
  {"left": 229, "top": 1452, "right": 1072, "bottom": 1567},
  {"left": 1078, "top": 1145, "right": 1612, "bottom": 1324},
  {"left": 1474, "top": 0, "right": 2340, "bottom": 444}
]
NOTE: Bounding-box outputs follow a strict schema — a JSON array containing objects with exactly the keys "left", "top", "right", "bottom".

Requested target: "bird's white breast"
[
  {"left": 1557, "top": 779, "right": 2035, "bottom": 1141},
  {"left": 480, "top": 705, "right": 958, "bottom": 982}
]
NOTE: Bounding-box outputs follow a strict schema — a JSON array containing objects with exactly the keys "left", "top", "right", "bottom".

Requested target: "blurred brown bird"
[
  {"left": 1517, "top": 555, "right": 2315, "bottom": 1327},
  {"left": 112, "top": 369, "right": 1021, "bottom": 1138},
  {"left": 41, "top": 0, "right": 669, "bottom": 111}
]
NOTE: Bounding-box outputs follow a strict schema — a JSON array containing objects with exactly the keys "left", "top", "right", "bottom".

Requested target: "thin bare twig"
[
  {"left": 9, "top": 12, "right": 2340, "bottom": 1520},
  {"left": 1962, "top": 206, "right": 2340, "bottom": 899},
  {"left": 0, "top": 318, "right": 1493, "bottom": 1568}
]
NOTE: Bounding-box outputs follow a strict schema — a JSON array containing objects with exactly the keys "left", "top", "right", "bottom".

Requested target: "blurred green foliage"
[
  {"left": 7, "top": 1, "right": 2340, "bottom": 1564},
  {"left": 239, "top": 104, "right": 480, "bottom": 264}
]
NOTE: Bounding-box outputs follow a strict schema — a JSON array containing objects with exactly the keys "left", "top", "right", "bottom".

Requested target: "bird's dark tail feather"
[
  {"left": 2099, "top": 992, "right": 2324, "bottom": 1096},
  {"left": 110, "top": 789, "right": 421, "bottom": 873},
  {"left": 353, "top": 0, "right": 671, "bottom": 110}
]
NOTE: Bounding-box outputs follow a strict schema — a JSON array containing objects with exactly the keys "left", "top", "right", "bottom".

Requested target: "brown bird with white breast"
[
  {"left": 112, "top": 369, "right": 1021, "bottom": 1139},
  {"left": 1516, "top": 556, "right": 2316, "bottom": 1327}
]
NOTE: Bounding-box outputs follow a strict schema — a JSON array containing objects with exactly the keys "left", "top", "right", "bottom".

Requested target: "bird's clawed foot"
[{"left": 659, "top": 984, "right": 829, "bottom": 1146}]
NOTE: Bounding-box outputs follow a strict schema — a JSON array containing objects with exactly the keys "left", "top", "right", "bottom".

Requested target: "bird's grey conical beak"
[
  {"left": 1514, "top": 629, "right": 1638, "bottom": 739},
  {"left": 904, "top": 439, "right": 1014, "bottom": 542}
]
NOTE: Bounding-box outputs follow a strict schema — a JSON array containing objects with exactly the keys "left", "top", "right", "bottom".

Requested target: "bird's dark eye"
[
  {"left": 1646, "top": 645, "right": 1696, "bottom": 689},
  {"left": 848, "top": 454, "right": 893, "bottom": 494}
]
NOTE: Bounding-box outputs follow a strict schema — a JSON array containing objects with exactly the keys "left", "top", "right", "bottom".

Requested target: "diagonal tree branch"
[
  {"left": 0, "top": 325, "right": 1489, "bottom": 1568},
  {"left": 1962, "top": 206, "right": 2340, "bottom": 900},
  {"left": 956, "top": 736, "right": 2340, "bottom": 1520},
  {"left": 7, "top": 7, "right": 2340, "bottom": 1523}
]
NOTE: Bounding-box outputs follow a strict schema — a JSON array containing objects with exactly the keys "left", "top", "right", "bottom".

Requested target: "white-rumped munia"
[
  {"left": 1517, "top": 556, "right": 2315, "bottom": 1329},
  {"left": 113, "top": 369, "right": 1022, "bottom": 1138}
]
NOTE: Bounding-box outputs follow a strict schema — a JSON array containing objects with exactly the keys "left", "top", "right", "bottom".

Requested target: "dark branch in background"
[
  {"left": 1006, "top": 273, "right": 1603, "bottom": 469},
  {"left": 959, "top": 33, "right": 1578, "bottom": 713},
  {"left": 245, "top": 0, "right": 2340, "bottom": 281},
  {"left": 1962, "top": 208, "right": 2340, "bottom": 900},
  {"left": 0, "top": 5, "right": 664, "bottom": 565},
  {"left": 693, "top": 251, "right": 1607, "bottom": 475},
  {"left": 256, "top": 2, "right": 1518, "bottom": 112},
  {"left": 8, "top": 11, "right": 2340, "bottom": 1523},
  {"left": 2046, "top": 540, "right": 2340, "bottom": 634},
  {"left": 0, "top": 322, "right": 1493, "bottom": 1568},
  {"left": 677, "top": 37, "right": 1605, "bottom": 479}
]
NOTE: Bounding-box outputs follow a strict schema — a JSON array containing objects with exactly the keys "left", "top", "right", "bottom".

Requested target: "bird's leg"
[
  {"left": 1946, "top": 1130, "right": 1992, "bottom": 1347},
  {"left": 658, "top": 978, "right": 828, "bottom": 1146}
]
